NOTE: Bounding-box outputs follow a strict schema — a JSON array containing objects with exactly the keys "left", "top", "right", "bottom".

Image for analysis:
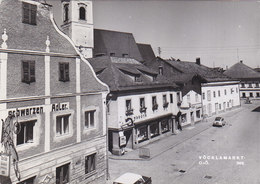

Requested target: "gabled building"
[
  {"left": 224, "top": 61, "right": 260, "bottom": 99},
  {"left": 0, "top": 0, "right": 108, "bottom": 183}
]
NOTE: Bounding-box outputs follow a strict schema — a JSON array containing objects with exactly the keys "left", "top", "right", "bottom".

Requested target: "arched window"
[
  {"left": 64, "top": 4, "right": 69, "bottom": 22},
  {"left": 79, "top": 7, "right": 86, "bottom": 20}
]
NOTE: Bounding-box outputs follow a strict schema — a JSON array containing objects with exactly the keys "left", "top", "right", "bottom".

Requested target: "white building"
[{"left": 202, "top": 81, "right": 240, "bottom": 117}]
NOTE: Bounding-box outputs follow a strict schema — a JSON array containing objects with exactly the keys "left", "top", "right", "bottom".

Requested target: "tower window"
[
  {"left": 64, "top": 4, "right": 69, "bottom": 22},
  {"left": 79, "top": 7, "right": 86, "bottom": 20}
]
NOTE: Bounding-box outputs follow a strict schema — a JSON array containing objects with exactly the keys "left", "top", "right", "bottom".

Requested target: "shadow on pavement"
[{"left": 252, "top": 106, "right": 260, "bottom": 112}]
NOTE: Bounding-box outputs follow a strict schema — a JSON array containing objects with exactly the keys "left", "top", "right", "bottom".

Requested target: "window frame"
[
  {"left": 21, "top": 60, "right": 35, "bottom": 84},
  {"left": 22, "top": 2, "right": 37, "bottom": 25},
  {"left": 18, "top": 176, "right": 36, "bottom": 184},
  {"left": 63, "top": 3, "right": 69, "bottom": 22},
  {"left": 79, "top": 6, "right": 86, "bottom": 20},
  {"left": 56, "top": 163, "right": 70, "bottom": 184},
  {"left": 16, "top": 120, "right": 36, "bottom": 146},
  {"left": 85, "top": 110, "right": 96, "bottom": 129},
  {"left": 85, "top": 153, "right": 96, "bottom": 175},
  {"left": 56, "top": 114, "right": 70, "bottom": 136},
  {"left": 59, "top": 62, "right": 70, "bottom": 82}
]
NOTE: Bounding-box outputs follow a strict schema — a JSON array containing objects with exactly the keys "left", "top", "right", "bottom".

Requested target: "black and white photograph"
[{"left": 0, "top": 0, "right": 260, "bottom": 183}]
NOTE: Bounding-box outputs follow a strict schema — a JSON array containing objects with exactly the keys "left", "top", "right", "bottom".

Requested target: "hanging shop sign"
[
  {"left": 119, "top": 131, "right": 126, "bottom": 146},
  {"left": 8, "top": 105, "right": 44, "bottom": 117},
  {"left": 0, "top": 153, "right": 10, "bottom": 177},
  {"left": 51, "top": 102, "right": 69, "bottom": 112}
]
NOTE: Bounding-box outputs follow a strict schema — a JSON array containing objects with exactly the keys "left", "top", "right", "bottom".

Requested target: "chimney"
[
  {"left": 240, "top": 60, "right": 243, "bottom": 63},
  {"left": 196, "top": 57, "right": 201, "bottom": 65}
]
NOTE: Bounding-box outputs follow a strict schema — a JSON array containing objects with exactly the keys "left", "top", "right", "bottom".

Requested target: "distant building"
[
  {"left": 142, "top": 51, "right": 241, "bottom": 119},
  {"left": 224, "top": 61, "right": 260, "bottom": 99},
  {"left": 0, "top": 0, "right": 108, "bottom": 183}
]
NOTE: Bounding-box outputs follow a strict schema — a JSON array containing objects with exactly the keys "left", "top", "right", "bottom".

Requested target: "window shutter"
[
  {"left": 30, "top": 61, "right": 35, "bottom": 82},
  {"left": 30, "top": 4, "right": 37, "bottom": 25},
  {"left": 22, "top": 61, "right": 29, "bottom": 83},
  {"left": 65, "top": 63, "right": 70, "bottom": 81},
  {"left": 22, "top": 2, "right": 30, "bottom": 24},
  {"left": 59, "top": 63, "right": 64, "bottom": 81}
]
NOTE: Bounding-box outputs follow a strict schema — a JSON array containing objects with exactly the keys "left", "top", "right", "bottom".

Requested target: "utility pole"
[{"left": 158, "top": 47, "right": 161, "bottom": 58}]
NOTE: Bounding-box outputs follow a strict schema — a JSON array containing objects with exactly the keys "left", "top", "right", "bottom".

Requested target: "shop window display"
[
  {"left": 136, "top": 126, "right": 148, "bottom": 143},
  {"left": 150, "top": 122, "right": 159, "bottom": 138}
]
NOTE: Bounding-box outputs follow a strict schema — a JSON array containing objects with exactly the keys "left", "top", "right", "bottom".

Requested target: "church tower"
[{"left": 61, "top": 0, "right": 93, "bottom": 58}]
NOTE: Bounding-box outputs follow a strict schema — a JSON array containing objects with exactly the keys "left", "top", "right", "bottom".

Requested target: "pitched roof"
[
  {"left": 224, "top": 62, "right": 260, "bottom": 80},
  {"left": 93, "top": 29, "right": 143, "bottom": 61},
  {"left": 164, "top": 59, "right": 231, "bottom": 82},
  {"left": 88, "top": 56, "right": 179, "bottom": 92},
  {"left": 137, "top": 43, "right": 156, "bottom": 64}
]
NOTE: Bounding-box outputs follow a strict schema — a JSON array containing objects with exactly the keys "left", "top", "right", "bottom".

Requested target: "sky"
[{"left": 48, "top": 0, "right": 260, "bottom": 69}]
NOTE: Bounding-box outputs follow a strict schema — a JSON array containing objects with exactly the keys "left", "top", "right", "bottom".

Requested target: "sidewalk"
[{"left": 109, "top": 107, "right": 243, "bottom": 161}]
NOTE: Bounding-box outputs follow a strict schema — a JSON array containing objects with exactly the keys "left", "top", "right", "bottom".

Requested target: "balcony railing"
[{"left": 125, "top": 109, "right": 134, "bottom": 116}]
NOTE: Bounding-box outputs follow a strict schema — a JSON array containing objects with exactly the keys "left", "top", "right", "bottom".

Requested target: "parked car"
[
  {"left": 213, "top": 117, "right": 226, "bottom": 127},
  {"left": 113, "top": 172, "right": 152, "bottom": 184}
]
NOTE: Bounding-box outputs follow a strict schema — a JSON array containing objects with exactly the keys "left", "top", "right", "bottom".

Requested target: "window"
[
  {"left": 126, "top": 100, "right": 133, "bottom": 116},
  {"left": 218, "top": 90, "right": 221, "bottom": 97},
  {"left": 64, "top": 4, "right": 69, "bottom": 22},
  {"left": 17, "top": 120, "right": 36, "bottom": 145},
  {"left": 135, "top": 75, "right": 142, "bottom": 82},
  {"left": 79, "top": 7, "right": 86, "bottom": 20},
  {"left": 250, "top": 93, "right": 253, "bottom": 97},
  {"left": 56, "top": 163, "right": 70, "bottom": 184},
  {"left": 219, "top": 104, "right": 221, "bottom": 110},
  {"left": 85, "top": 111, "right": 95, "bottom": 128},
  {"left": 22, "top": 2, "right": 37, "bottom": 25},
  {"left": 255, "top": 83, "right": 259, "bottom": 88},
  {"left": 140, "top": 98, "right": 146, "bottom": 113},
  {"left": 242, "top": 93, "right": 246, "bottom": 98},
  {"left": 224, "top": 89, "right": 227, "bottom": 95},
  {"left": 170, "top": 94, "right": 173, "bottom": 103},
  {"left": 213, "top": 91, "right": 216, "bottom": 98},
  {"left": 207, "top": 90, "right": 211, "bottom": 101},
  {"left": 59, "top": 63, "right": 70, "bottom": 82},
  {"left": 150, "top": 122, "right": 159, "bottom": 138},
  {"left": 257, "top": 93, "right": 260, "bottom": 97},
  {"left": 177, "top": 92, "right": 181, "bottom": 102},
  {"left": 56, "top": 115, "right": 70, "bottom": 136},
  {"left": 110, "top": 53, "right": 115, "bottom": 56},
  {"left": 161, "top": 120, "right": 169, "bottom": 133},
  {"left": 152, "top": 96, "right": 158, "bottom": 111},
  {"left": 122, "top": 54, "right": 129, "bottom": 58},
  {"left": 241, "top": 83, "right": 245, "bottom": 88},
  {"left": 163, "top": 94, "right": 168, "bottom": 108},
  {"left": 136, "top": 126, "right": 148, "bottom": 143},
  {"left": 18, "top": 176, "right": 35, "bottom": 184},
  {"left": 202, "top": 93, "right": 205, "bottom": 100},
  {"left": 230, "top": 88, "right": 234, "bottom": 94},
  {"left": 248, "top": 83, "right": 253, "bottom": 88},
  {"left": 85, "top": 153, "right": 96, "bottom": 174},
  {"left": 159, "top": 66, "right": 163, "bottom": 75},
  {"left": 236, "top": 87, "right": 238, "bottom": 93},
  {"left": 22, "top": 60, "right": 35, "bottom": 84}
]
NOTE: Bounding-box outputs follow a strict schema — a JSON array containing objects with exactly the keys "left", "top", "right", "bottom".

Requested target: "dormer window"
[
  {"left": 122, "top": 54, "right": 129, "bottom": 58},
  {"left": 135, "top": 75, "right": 142, "bottom": 82},
  {"left": 22, "top": 2, "right": 37, "bottom": 25},
  {"left": 79, "top": 7, "right": 86, "bottom": 20},
  {"left": 64, "top": 4, "right": 69, "bottom": 22}
]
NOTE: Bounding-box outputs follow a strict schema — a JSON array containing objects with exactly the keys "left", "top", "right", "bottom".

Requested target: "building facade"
[
  {"left": 0, "top": 0, "right": 108, "bottom": 183},
  {"left": 224, "top": 61, "right": 260, "bottom": 100},
  {"left": 88, "top": 56, "right": 181, "bottom": 155},
  {"left": 201, "top": 82, "right": 240, "bottom": 117}
]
